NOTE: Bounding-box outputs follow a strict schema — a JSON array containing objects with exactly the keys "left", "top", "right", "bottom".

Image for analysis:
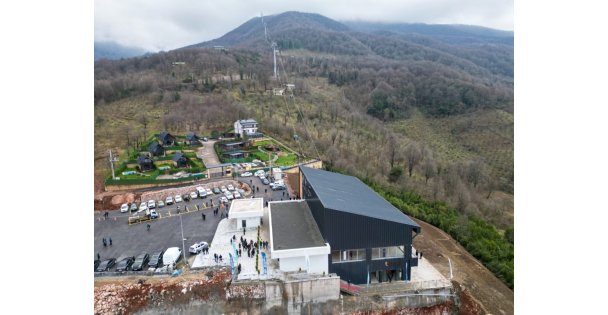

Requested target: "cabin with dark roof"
[
  {"left": 137, "top": 156, "right": 155, "bottom": 172},
  {"left": 185, "top": 132, "right": 200, "bottom": 146},
  {"left": 148, "top": 142, "right": 165, "bottom": 157},
  {"left": 296, "top": 166, "right": 421, "bottom": 284},
  {"left": 222, "top": 151, "right": 249, "bottom": 159},
  {"left": 172, "top": 152, "right": 188, "bottom": 168},
  {"left": 158, "top": 131, "right": 176, "bottom": 146},
  {"left": 220, "top": 141, "right": 248, "bottom": 151}
]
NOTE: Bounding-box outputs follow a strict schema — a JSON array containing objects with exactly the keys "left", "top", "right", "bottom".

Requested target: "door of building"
[{"left": 242, "top": 220, "right": 246, "bottom": 228}]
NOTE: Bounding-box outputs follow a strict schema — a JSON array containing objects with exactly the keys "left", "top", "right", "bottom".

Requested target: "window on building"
[
  {"left": 331, "top": 249, "right": 366, "bottom": 263},
  {"left": 371, "top": 246, "right": 404, "bottom": 259}
]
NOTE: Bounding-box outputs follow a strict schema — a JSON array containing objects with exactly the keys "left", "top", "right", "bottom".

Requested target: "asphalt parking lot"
[{"left": 94, "top": 175, "right": 292, "bottom": 270}]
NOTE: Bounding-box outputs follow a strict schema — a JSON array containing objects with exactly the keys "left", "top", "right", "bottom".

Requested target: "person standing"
[
  {"left": 102, "top": 238, "right": 107, "bottom": 247},
  {"left": 109, "top": 238, "right": 112, "bottom": 246},
  {"left": 97, "top": 253, "right": 100, "bottom": 260}
]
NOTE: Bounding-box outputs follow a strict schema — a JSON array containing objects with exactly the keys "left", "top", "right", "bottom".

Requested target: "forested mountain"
[
  {"left": 94, "top": 11, "right": 514, "bottom": 291},
  {"left": 94, "top": 10, "right": 513, "bottom": 233},
  {"left": 94, "top": 41, "right": 147, "bottom": 61}
]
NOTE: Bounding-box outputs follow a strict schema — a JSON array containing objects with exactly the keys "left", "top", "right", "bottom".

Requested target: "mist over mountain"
[{"left": 94, "top": 41, "right": 148, "bottom": 61}]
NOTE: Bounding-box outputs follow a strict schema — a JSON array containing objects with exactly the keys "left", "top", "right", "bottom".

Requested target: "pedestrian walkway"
[{"left": 191, "top": 206, "right": 281, "bottom": 280}]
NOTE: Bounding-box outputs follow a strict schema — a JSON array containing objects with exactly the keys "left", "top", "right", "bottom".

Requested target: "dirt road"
[{"left": 412, "top": 218, "right": 514, "bottom": 315}]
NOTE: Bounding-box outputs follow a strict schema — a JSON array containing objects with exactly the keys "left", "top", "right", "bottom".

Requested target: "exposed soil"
[{"left": 412, "top": 218, "right": 513, "bottom": 315}]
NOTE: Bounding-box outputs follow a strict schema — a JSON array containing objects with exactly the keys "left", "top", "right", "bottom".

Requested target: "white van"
[
  {"left": 189, "top": 241, "right": 208, "bottom": 254},
  {"left": 162, "top": 247, "right": 182, "bottom": 266}
]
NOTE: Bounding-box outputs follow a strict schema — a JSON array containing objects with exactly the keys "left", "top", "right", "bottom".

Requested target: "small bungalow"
[
  {"left": 185, "top": 132, "right": 200, "bottom": 146},
  {"left": 172, "top": 152, "right": 189, "bottom": 168},
  {"left": 158, "top": 131, "right": 176, "bottom": 146},
  {"left": 221, "top": 141, "right": 249, "bottom": 151},
  {"left": 137, "top": 156, "right": 155, "bottom": 172},
  {"left": 222, "top": 151, "right": 249, "bottom": 159},
  {"left": 148, "top": 142, "right": 165, "bottom": 157}
]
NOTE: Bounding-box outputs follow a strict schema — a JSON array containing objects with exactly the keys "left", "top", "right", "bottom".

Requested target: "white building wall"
[
  {"left": 279, "top": 254, "right": 328, "bottom": 274},
  {"left": 234, "top": 217, "right": 261, "bottom": 230},
  {"left": 234, "top": 121, "right": 242, "bottom": 136}
]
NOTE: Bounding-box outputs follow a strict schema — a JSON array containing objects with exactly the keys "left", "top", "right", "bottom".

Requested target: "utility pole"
[
  {"left": 180, "top": 213, "right": 187, "bottom": 266},
  {"left": 109, "top": 149, "right": 118, "bottom": 180}
]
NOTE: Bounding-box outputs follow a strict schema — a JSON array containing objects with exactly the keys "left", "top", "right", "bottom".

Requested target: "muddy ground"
[{"left": 412, "top": 218, "right": 514, "bottom": 315}]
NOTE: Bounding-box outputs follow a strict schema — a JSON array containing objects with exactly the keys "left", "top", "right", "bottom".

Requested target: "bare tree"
[
  {"left": 467, "top": 157, "right": 486, "bottom": 188},
  {"left": 136, "top": 113, "right": 150, "bottom": 138},
  {"left": 423, "top": 158, "right": 437, "bottom": 183},
  {"left": 387, "top": 134, "right": 400, "bottom": 169},
  {"left": 404, "top": 141, "right": 422, "bottom": 177}
]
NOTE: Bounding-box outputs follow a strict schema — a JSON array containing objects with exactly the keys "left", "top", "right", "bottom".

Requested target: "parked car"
[
  {"left": 94, "top": 259, "right": 100, "bottom": 271},
  {"left": 188, "top": 241, "right": 209, "bottom": 255},
  {"left": 174, "top": 195, "right": 183, "bottom": 203},
  {"left": 254, "top": 170, "right": 265, "bottom": 177},
  {"left": 148, "top": 250, "right": 165, "bottom": 269},
  {"left": 271, "top": 182, "right": 286, "bottom": 190},
  {"left": 149, "top": 209, "right": 159, "bottom": 219},
  {"left": 115, "top": 256, "right": 135, "bottom": 272},
  {"left": 162, "top": 247, "right": 182, "bottom": 266},
  {"left": 131, "top": 253, "right": 150, "bottom": 271},
  {"left": 183, "top": 194, "right": 191, "bottom": 202},
  {"left": 202, "top": 137, "right": 208, "bottom": 142},
  {"left": 130, "top": 203, "right": 138, "bottom": 212},
  {"left": 205, "top": 188, "right": 212, "bottom": 195},
  {"left": 212, "top": 187, "right": 221, "bottom": 194},
  {"left": 224, "top": 191, "right": 234, "bottom": 200},
  {"left": 190, "top": 191, "right": 199, "bottom": 200},
  {"left": 166, "top": 196, "right": 174, "bottom": 205},
  {"left": 96, "top": 258, "right": 116, "bottom": 272},
  {"left": 147, "top": 200, "right": 156, "bottom": 209},
  {"left": 157, "top": 200, "right": 165, "bottom": 208},
  {"left": 233, "top": 191, "right": 242, "bottom": 199},
  {"left": 219, "top": 196, "right": 228, "bottom": 204},
  {"left": 262, "top": 178, "right": 270, "bottom": 185},
  {"left": 120, "top": 203, "right": 129, "bottom": 213},
  {"left": 227, "top": 184, "right": 235, "bottom": 191},
  {"left": 139, "top": 202, "right": 148, "bottom": 212},
  {"left": 240, "top": 172, "right": 253, "bottom": 177},
  {"left": 220, "top": 186, "right": 227, "bottom": 193}
]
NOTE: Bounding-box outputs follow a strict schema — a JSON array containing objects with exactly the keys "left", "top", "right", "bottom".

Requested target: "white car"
[
  {"left": 227, "top": 184, "right": 235, "bottom": 191},
  {"left": 139, "top": 202, "right": 148, "bottom": 212},
  {"left": 220, "top": 186, "right": 227, "bottom": 193},
  {"left": 233, "top": 191, "right": 242, "bottom": 199},
  {"left": 205, "top": 188, "right": 212, "bottom": 195},
  {"left": 157, "top": 200, "right": 165, "bottom": 208},
  {"left": 190, "top": 191, "right": 199, "bottom": 200},
  {"left": 240, "top": 172, "right": 253, "bottom": 177},
  {"left": 224, "top": 191, "right": 234, "bottom": 200},
  {"left": 120, "top": 203, "right": 129, "bottom": 213},
  {"left": 254, "top": 170, "right": 265, "bottom": 177},
  {"left": 219, "top": 196, "right": 228, "bottom": 204},
  {"left": 175, "top": 195, "right": 183, "bottom": 203},
  {"left": 149, "top": 209, "right": 159, "bottom": 219},
  {"left": 188, "top": 241, "right": 208, "bottom": 254},
  {"left": 147, "top": 200, "right": 156, "bottom": 209},
  {"left": 162, "top": 247, "right": 182, "bottom": 266}
]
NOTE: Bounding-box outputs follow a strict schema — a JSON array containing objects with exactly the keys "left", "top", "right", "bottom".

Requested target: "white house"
[
  {"left": 269, "top": 200, "right": 330, "bottom": 275},
  {"left": 234, "top": 119, "right": 259, "bottom": 138},
  {"left": 229, "top": 198, "right": 264, "bottom": 230}
]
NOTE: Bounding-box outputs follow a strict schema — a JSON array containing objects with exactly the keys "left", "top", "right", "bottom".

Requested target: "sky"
[{"left": 95, "top": 0, "right": 513, "bottom": 52}]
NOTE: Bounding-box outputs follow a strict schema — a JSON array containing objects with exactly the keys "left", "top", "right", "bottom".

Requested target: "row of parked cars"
[{"left": 95, "top": 247, "right": 183, "bottom": 272}]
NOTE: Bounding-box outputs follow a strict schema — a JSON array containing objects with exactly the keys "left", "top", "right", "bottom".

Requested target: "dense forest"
[{"left": 94, "top": 11, "right": 513, "bottom": 288}]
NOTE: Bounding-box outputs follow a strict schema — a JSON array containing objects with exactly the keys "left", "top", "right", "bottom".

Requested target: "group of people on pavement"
[{"left": 101, "top": 237, "right": 112, "bottom": 247}]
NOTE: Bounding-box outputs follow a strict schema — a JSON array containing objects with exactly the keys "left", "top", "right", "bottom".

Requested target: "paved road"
[
  {"left": 94, "top": 175, "right": 293, "bottom": 271},
  {"left": 199, "top": 140, "right": 220, "bottom": 166}
]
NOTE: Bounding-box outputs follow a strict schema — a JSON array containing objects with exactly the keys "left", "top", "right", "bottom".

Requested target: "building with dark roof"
[
  {"left": 269, "top": 200, "right": 330, "bottom": 274},
  {"left": 137, "top": 156, "right": 155, "bottom": 172},
  {"left": 158, "top": 131, "right": 176, "bottom": 146},
  {"left": 222, "top": 151, "right": 249, "bottom": 159},
  {"left": 148, "top": 142, "right": 165, "bottom": 157},
  {"left": 185, "top": 132, "right": 200, "bottom": 146},
  {"left": 172, "top": 152, "right": 188, "bottom": 168},
  {"left": 295, "top": 166, "right": 421, "bottom": 284}
]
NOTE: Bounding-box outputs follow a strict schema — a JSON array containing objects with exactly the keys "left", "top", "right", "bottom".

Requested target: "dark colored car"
[
  {"left": 115, "top": 256, "right": 135, "bottom": 272},
  {"left": 94, "top": 259, "right": 100, "bottom": 271},
  {"left": 96, "top": 258, "right": 116, "bottom": 272},
  {"left": 132, "top": 253, "right": 150, "bottom": 271},
  {"left": 148, "top": 250, "right": 165, "bottom": 269},
  {"left": 183, "top": 194, "right": 191, "bottom": 202},
  {"left": 212, "top": 187, "right": 220, "bottom": 194},
  {"left": 130, "top": 203, "right": 138, "bottom": 212}
]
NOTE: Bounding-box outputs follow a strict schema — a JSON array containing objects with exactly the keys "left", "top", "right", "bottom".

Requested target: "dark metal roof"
[
  {"left": 159, "top": 131, "right": 174, "bottom": 142},
  {"left": 137, "top": 156, "right": 153, "bottom": 164},
  {"left": 172, "top": 152, "right": 186, "bottom": 162},
  {"left": 270, "top": 201, "right": 326, "bottom": 250},
  {"left": 148, "top": 142, "right": 163, "bottom": 152},
  {"left": 185, "top": 132, "right": 199, "bottom": 141},
  {"left": 300, "top": 167, "right": 420, "bottom": 227}
]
